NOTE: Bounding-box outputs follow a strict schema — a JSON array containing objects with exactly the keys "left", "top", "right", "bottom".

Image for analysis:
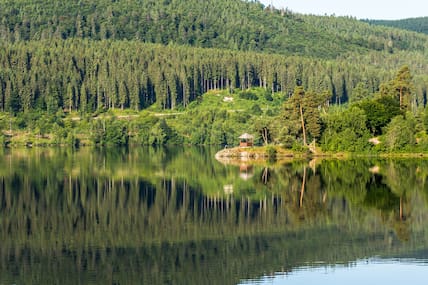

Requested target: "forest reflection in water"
[{"left": 1, "top": 147, "right": 428, "bottom": 284}]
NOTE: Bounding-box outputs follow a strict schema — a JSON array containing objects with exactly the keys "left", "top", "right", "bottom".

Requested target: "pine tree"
[{"left": 393, "top": 65, "right": 414, "bottom": 110}]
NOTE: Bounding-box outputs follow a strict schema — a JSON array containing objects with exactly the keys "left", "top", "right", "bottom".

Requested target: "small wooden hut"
[{"left": 239, "top": 133, "right": 254, "bottom": 147}]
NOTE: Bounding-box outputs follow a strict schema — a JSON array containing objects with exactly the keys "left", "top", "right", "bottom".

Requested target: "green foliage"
[
  {"left": 66, "top": 131, "right": 80, "bottom": 148},
  {"left": 392, "top": 65, "right": 414, "bottom": 110},
  {"left": 143, "top": 118, "right": 182, "bottom": 146},
  {"left": 91, "top": 118, "right": 129, "bottom": 146},
  {"left": 354, "top": 96, "right": 402, "bottom": 136},
  {"left": 281, "top": 87, "right": 305, "bottom": 145},
  {"left": 423, "top": 111, "right": 428, "bottom": 133},
  {"left": 377, "top": 65, "right": 415, "bottom": 111},
  {"left": 0, "top": 38, "right": 427, "bottom": 115},
  {"left": 239, "top": 90, "right": 259, "bottom": 100},
  {"left": 0, "top": 115, "right": 6, "bottom": 131},
  {"left": 130, "top": 114, "right": 158, "bottom": 145},
  {"left": 265, "top": 108, "right": 275, "bottom": 116},
  {"left": 253, "top": 116, "right": 275, "bottom": 145},
  {"left": 105, "top": 120, "right": 129, "bottom": 146},
  {"left": 265, "top": 146, "right": 277, "bottom": 159},
  {"left": 282, "top": 87, "right": 329, "bottom": 146},
  {"left": 364, "top": 17, "right": 428, "bottom": 35},
  {"left": 264, "top": 92, "right": 274, "bottom": 101},
  {"left": 149, "top": 121, "right": 168, "bottom": 146},
  {"left": 0, "top": 0, "right": 426, "bottom": 154},
  {"left": 321, "top": 106, "right": 371, "bottom": 151},
  {"left": 7, "top": 88, "right": 21, "bottom": 115},
  {"left": 250, "top": 104, "right": 263, "bottom": 115},
  {"left": 383, "top": 114, "right": 416, "bottom": 151},
  {"left": 291, "top": 141, "right": 306, "bottom": 152},
  {"left": 350, "top": 82, "right": 371, "bottom": 103},
  {"left": 0, "top": 0, "right": 427, "bottom": 116},
  {"left": 2, "top": 0, "right": 427, "bottom": 59},
  {"left": 303, "top": 90, "right": 330, "bottom": 141}
]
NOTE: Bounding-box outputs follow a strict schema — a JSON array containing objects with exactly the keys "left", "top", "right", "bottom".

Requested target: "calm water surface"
[{"left": 1, "top": 147, "right": 428, "bottom": 284}]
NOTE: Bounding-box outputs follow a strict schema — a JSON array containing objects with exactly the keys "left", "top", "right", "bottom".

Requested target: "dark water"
[{"left": 1, "top": 147, "right": 428, "bottom": 284}]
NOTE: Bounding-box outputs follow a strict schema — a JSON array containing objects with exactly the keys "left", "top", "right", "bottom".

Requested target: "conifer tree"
[{"left": 393, "top": 65, "right": 414, "bottom": 110}]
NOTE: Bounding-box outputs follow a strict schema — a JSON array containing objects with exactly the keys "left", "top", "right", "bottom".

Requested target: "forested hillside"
[
  {"left": 0, "top": 0, "right": 427, "bottom": 58},
  {"left": 1, "top": 0, "right": 428, "bottom": 114},
  {"left": 1, "top": 39, "right": 428, "bottom": 113},
  {"left": 364, "top": 17, "right": 428, "bottom": 35},
  {"left": 1, "top": 0, "right": 428, "bottom": 150}
]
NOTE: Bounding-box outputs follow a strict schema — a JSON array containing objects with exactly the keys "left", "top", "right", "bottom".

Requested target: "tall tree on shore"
[
  {"left": 283, "top": 86, "right": 329, "bottom": 147},
  {"left": 288, "top": 86, "right": 307, "bottom": 146},
  {"left": 382, "top": 65, "right": 415, "bottom": 111},
  {"left": 393, "top": 65, "right": 414, "bottom": 111}
]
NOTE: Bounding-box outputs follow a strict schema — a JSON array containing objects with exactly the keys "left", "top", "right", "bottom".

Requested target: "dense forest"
[
  {"left": 1, "top": 39, "right": 427, "bottom": 113},
  {"left": 365, "top": 17, "right": 428, "bottom": 35},
  {"left": 1, "top": 0, "right": 428, "bottom": 151},
  {"left": 1, "top": 0, "right": 427, "bottom": 58}
]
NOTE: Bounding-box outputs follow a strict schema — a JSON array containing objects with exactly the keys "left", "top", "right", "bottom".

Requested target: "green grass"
[{"left": 189, "top": 88, "right": 285, "bottom": 113}]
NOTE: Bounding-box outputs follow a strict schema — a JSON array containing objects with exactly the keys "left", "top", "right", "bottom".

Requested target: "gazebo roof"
[{"left": 239, "top": 133, "right": 254, "bottom": 139}]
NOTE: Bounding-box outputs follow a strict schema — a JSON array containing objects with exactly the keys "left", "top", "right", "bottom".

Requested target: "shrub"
[
  {"left": 265, "top": 109, "right": 275, "bottom": 116},
  {"left": 251, "top": 104, "right": 263, "bottom": 115},
  {"left": 266, "top": 146, "right": 277, "bottom": 159},
  {"left": 264, "top": 92, "right": 273, "bottom": 101},
  {"left": 238, "top": 91, "right": 258, "bottom": 100}
]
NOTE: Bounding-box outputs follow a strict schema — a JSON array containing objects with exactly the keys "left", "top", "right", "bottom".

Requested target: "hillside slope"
[
  {"left": 0, "top": 0, "right": 427, "bottom": 58},
  {"left": 0, "top": 0, "right": 428, "bottom": 116},
  {"left": 1, "top": 39, "right": 427, "bottom": 113},
  {"left": 364, "top": 17, "right": 428, "bottom": 35}
]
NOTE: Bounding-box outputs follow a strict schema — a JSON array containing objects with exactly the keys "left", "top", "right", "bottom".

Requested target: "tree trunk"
[
  {"left": 300, "top": 167, "right": 306, "bottom": 208},
  {"left": 262, "top": 168, "right": 269, "bottom": 184},
  {"left": 299, "top": 103, "right": 307, "bottom": 146},
  {"left": 262, "top": 127, "right": 269, "bottom": 145}
]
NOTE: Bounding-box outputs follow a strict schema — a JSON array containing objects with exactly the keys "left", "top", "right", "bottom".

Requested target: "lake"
[{"left": 0, "top": 147, "right": 427, "bottom": 284}]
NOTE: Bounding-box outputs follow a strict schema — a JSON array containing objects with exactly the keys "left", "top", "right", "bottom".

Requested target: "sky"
[{"left": 258, "top": 0, "right": 428, "bottom": 20}]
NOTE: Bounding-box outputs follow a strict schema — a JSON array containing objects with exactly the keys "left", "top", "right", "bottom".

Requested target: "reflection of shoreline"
[
  {"left": 215, "top": 151, "right": 316, "bottom": 169},
  {"left": 215, "top": 146, "right": 296, "bottom": 161},
  {"left": 239, "top": 164, "right": 254, "bottom": 180},
  {"left": 216, "top": 146, "right": 428, "bottom": 162},
  {"left": 215, "top": 152, "right": 299, "bottom": 167}
]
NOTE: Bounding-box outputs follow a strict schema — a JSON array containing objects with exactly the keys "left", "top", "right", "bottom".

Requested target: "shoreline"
[
  {"left": 2, "top": 142, "right": 428, "bottom": 159},
  {"left": 214, "top": 146, "right": 428, "bottom": 162}
]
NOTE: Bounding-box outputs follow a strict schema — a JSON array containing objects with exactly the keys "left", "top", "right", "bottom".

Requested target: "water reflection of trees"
[
  {"left": 1, "top": 148, "right": 428, "bottom": 284},
  {"left": 1, "top": 149, "right": 428, "bottom": 245}
]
